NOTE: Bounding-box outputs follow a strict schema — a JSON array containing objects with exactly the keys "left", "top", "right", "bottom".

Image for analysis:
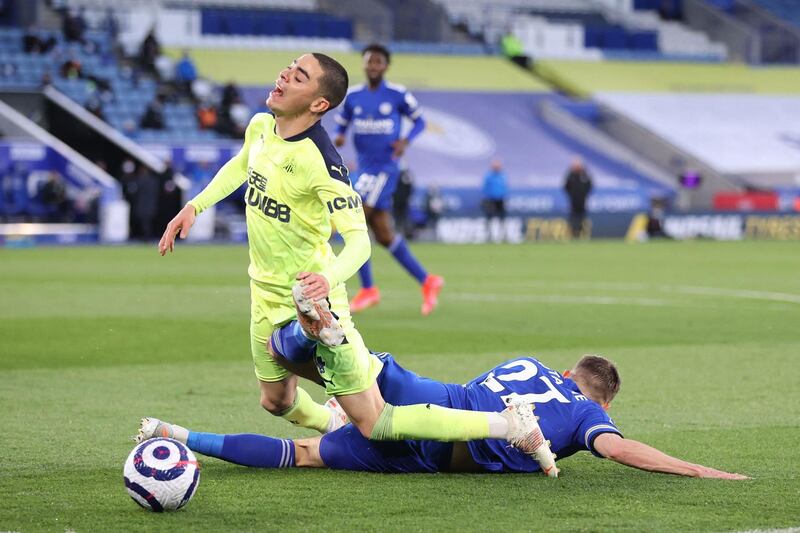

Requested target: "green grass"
[
  {"left": 164, "top": 48, "right": 550, "bottom": 91},
  {"left": 534, "top": 60, "right": 800, "bottom": 97},
  {"left": 2, "top": 241, "right": 799, "bottom": 532}
]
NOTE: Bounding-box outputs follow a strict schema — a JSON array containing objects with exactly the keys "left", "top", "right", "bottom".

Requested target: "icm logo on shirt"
[{"left": 327, "top": 195, "right": 362, "bottom": 214}]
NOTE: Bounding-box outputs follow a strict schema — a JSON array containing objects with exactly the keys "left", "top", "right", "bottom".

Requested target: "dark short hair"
[
  {"left": 574, "top": 355, "right": 621, "bottom": 403},
  {"left": 361, "top": 43, "right": 391, "bottom": 64},
  {"left": 311, "top": 53, "right": 349, "bottom": 112}
]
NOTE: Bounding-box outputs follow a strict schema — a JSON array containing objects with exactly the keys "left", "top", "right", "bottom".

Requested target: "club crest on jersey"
[
  {"left": 327, "top": 195, "right": 362, "bottom": 214},
  {"left": 283, "top": 160, "right": 295, "bottom": 174}
]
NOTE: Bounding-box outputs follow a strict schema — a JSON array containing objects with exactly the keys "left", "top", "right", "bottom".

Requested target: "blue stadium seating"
[
  {"left": 584, "top": 25, "right": 658, "bottom": 51},
  {"left": 200, "top": 8, "right": 352, "bottom": 39},
  {"left": 0, "top": 26, "right": 227, "bottom": 142},
  {"left": 751, "top": 0, "right": 800, "bottom": 28}
]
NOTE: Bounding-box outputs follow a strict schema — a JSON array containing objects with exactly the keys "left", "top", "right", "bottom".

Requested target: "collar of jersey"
[
  {"left": 271, "top": 118, "right": 322, "bottom": 143},
  {"left": 562, "top": 378, "right": 580, "bottom": 393},
  {"left": 367, "top": 80, "right": 386, "bottom": 92}
]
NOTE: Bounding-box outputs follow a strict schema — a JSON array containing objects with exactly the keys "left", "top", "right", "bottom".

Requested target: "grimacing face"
[
  {"left": 267, "top": 54, "right": 329, "bottom": 116},
  {"left": 363, "top": 50, "right": 388, "bottom": 85}
]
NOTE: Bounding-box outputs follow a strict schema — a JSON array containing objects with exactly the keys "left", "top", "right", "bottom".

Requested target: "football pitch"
[{"left": 1, "top": 240, "right": 798, "bottom": 532}]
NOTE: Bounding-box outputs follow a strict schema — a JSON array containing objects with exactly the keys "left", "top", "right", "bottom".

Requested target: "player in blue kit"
[
  {"left": 333, "top": 43, "right": 444, "bottom": 315},
  {"left": 136, "top": 319, "right": 747, "bottom": 479}
]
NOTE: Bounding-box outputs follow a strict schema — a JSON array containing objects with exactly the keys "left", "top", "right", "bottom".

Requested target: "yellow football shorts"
[{"left": 249, "top": 279, "right": 382, "bottom": 396}]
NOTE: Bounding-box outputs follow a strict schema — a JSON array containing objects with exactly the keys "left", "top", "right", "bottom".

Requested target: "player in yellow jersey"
[{"left": 158, "top": 54, "right": 548, "bottom": 457}]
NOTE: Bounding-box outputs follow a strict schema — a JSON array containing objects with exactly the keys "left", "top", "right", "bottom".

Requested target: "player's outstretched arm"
[
  {"left": 593, "top": 433, "right": 749, "bottom": 479},
  {"left": 158, "top": 204, "right": 196, "bottom": 255}
]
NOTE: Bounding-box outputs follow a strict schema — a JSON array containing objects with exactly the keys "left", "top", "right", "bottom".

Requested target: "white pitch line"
[
  {"left": 735, "top": 527, "right": 800, "bottom": 533},
  {"left": 484, "top": 281, "right": 800, "bottom": 306},
  {"left": 664, "top": 285, "right": 800, "bottom": 305},
  {"left": 445, "top": 292, "right": 685, "bottom": 307}
]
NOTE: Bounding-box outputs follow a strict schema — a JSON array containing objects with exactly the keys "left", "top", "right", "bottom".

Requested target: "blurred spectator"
[
  {"left": 155, "top": 54, "right": 174, "bottom": 82},
  {"left": 156, "top": 164, "right": 182, "bottom": 233},
  {"left": 191, "top": 78, "right": 214, "bottom": 102},
  {"left": 197, "top": 101, "right": 218, "bottom": 130},
  {"left": 139, "top": 30, "right": 161, "bottom": 75},
  {"left": 175, "top": 50, "right": 197, "bottom": 94},
  {"left": 60, "top": 55, "right": 82, "bottom": 78},
  {"left": 23, "top": 27, "right": 56, "bottom": 54},
  {"left": 133, "top": 165, "right": 160, "bottom": 240},
  {"left": 86, "top": 75, "right": 113, "bottom": 101},
  {"left": 40, "top": 71, "right": 53, "bottom": 88},
  {"left": 217, "top": 81, "right": 247, "bottom": 137},
  {"left": 140, "top": 94, "right": 166, "bottom": 130},
  {"left": 647, "top": 198, "right": 669, "bottom": 239},
  {"left": 39, "top": 171, "right": 71, "bottom": 222},
  {"left": 120, "top": 159, "right": 137, "bottom": 194},
  {"left": 501, "top": 31, "right": 529, "bottom": 69},
  {"left": 393, "top": 169, "right": 414, "bottom": 239},
  {"left": 221, "top": 81, "right": 242, "bottom": 108},
  {"left": 102, "top": 8, "right": 119, "bottom": 39},
  {"left": 481, "top": 158, "right": 508, "bottom": 223},
  {"left": 563, "top": 157, "right": 593, "bottom": 239},
  {"left": 425, "top": 186, "right": 444, "bottom": 229},
  {"left": 85, "top": 94, "right": 105, "bottom": 121},
  {"left": 63, "top": 8, "right": 86, "bottom": 43}
]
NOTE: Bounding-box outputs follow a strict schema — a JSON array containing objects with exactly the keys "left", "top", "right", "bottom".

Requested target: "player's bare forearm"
[{"left": 593, "top": 433, "right": 749, "bottom": 479}]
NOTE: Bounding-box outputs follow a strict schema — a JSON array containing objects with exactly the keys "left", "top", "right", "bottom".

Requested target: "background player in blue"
[
  {"left": 136, "top": 319, "right": 748, "bottom": 480},
  {"left": 333, "top": 43, "right": 444, "bottom": 316}
]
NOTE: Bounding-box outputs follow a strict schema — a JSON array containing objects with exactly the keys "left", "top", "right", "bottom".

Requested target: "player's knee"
[
  {"left": 352, "top": 419, "right": 376, "bottom": 439},
  {"left": 374, "top": 231, "right": 394, "bottom": 248},
  {"left": 259, "top": 391, "right": 293, "bottom": 415}
]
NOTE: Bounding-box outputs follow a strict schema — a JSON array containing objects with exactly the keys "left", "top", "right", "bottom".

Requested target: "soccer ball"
[{"left": 123, "top": 438, "right": 200, "bottom": 512}]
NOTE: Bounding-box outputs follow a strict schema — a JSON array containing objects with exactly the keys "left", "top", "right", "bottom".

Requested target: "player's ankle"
[{"left": 488, "top": 411, "right": 511, "bottom": 439}]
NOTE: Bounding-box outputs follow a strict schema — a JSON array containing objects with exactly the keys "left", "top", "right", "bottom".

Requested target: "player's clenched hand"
[
  {"left": 334, "top": 134, "right": 346, "bottom": 148},
  {"left": 296, "top": 272, "right": 330, "bottom": 300},
  {"left": 159, "top": 204, "right": 196, "bottom": 256},
  {"left": 391, "top": 138, "right": 408, "bottom": 158}
]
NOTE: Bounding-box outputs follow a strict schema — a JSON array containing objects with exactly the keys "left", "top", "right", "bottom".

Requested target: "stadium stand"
[
  {"left": 2, "top": 0, "right": 799, "bottom": 240},
  {"left": 431, "top": 0, "right": 727, "bottom": 60}
]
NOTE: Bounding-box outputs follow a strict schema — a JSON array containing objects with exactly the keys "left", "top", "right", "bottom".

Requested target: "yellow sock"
[
  {"left": 278, "top": 387, "right": 330, "bottom": 433},
  {"left": 370, "top": 403, "right": 491, "bottom": 442}
]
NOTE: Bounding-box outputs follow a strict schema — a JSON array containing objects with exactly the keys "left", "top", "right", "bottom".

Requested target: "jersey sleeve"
[
  {"left": 399, "top": 90, "right": 423, "bottom": 121},
  {"left": 309, "top": 164, "right": 370, "bottom": 287},
  {"left": 333, "top": 94, "right": 353, "bottom": 135},
  {"left": 574, "top": 405, "right": 623, "bottom": 458},
  {"left": 188, "top": 114, "right": 262, "bottom": 214}
]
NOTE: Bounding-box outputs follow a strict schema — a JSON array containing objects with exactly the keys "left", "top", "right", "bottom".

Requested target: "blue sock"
[
  {"left": 271, "top": 321, "right": 316, "bottom": 363},
  {"left": 389, "top": 236, "right": 427, "bottom": 284},
  {"left": 358, "top": 260, "right": 374, "bottom": 289},
  {"left": 187, "top": 431, "right": 225, "bottom": 457},
  {"left": 187, "top": 432, "right": 295, "bottom": 468}
]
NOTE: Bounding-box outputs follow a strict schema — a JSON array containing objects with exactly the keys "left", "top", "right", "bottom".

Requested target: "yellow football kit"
[{"left": 189, "top": 113, "right": 381, "bottom": 396}]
